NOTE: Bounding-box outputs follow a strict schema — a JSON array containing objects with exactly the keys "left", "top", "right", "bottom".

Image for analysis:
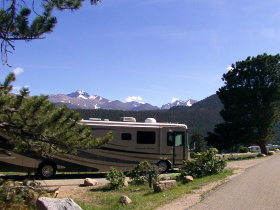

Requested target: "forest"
[{"left": 76, "top": 94, "right": 280, "bottom": 143}]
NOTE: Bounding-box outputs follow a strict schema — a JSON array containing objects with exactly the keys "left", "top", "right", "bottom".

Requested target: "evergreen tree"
[
  {"left": 0, "top": 73, "right": 112, "bottom": 157},
  {"left": 190, "top": 132, "right": 206, "bottom": 152},
  {"left": 206, "top": 54, "right": 280, "bottom": 154},
  {"left": 205, "top": 122, "right": 242, "bottom": 153}
]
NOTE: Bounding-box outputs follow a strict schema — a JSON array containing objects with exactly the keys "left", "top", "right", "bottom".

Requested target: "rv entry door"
[{"left": 167, "top": 132, "right": 184, "bottom": 165}]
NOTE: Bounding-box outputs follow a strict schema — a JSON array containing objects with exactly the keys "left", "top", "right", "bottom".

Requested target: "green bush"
[
  {"left": 105, "top": 168, "right": 126, "bottom": 189},
  {"left": 190, "top": 152, "right": 197, "bottom": 158},
  {"left": 180, "top": 148, "right": 227, "bottom": 178},
  {"left": 0, "top": 179, "right": 56, "bottom": 209},
  {"left": 127, "top": 160, "right": 161, "bottom": 185},
  {"left": 239, "top": 146, "right": 249, "bottom": 153}
]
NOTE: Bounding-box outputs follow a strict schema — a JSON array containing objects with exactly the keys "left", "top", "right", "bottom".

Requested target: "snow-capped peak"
[
  {"left": 67, "top": 90, "right": 90, "bottom": 98},
  {"left": 161, "top": 99, "right": 196, "bottom": 109}
]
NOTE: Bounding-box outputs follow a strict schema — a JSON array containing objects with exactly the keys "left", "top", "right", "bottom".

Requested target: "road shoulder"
[{"left": 157, "top": 153, "right": 278, "bottom": 210}]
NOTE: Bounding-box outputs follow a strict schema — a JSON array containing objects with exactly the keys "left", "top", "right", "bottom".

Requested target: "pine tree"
[
  {"left": 190, "top": 132, "right": 206, "bottom": 152},
  {"left": 206, "top": 54, "right": 280, "bottom": 154},
  {"left": 0, "top": 73, "right": 112, "bottom": 157}
]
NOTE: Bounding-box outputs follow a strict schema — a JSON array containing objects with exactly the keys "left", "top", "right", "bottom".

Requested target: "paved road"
[{"left": 188, "top": 154, "right": 280, "bottom": 210}]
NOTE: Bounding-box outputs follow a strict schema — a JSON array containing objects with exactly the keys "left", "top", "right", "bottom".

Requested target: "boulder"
[
  {"left": 153, "top": 180, "right": 177, "bottom": 192},
  {"left": 123, "top": 180, "right": 129, "bottom": 187},
  {"left": 182, "top": 175, "right": 194, "bottom": 184},
  {"left": 36, "top": 197, "right": 82, "bottom": 210},
  {"left": 257, "top": 153, "right": 266, "bottom": 157},
  {"left": 118, "top": 195, "right": 132, "bottom": 204},
  {"left": 160, "top": 174, "right": 171, "bottom": 180},
  {"left": 84, "top": 178, "right": 98, "bottom": 186},
  {"left": 268, "top": 151, "right": 275, "bottom": 155}
]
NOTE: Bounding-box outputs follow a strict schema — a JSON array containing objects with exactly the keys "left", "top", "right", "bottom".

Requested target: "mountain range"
[
  {"left": 48, "top": 90, "right": 197, "bottom": 111},
  {"left": 75, "top": 94, "right": 280, "bottom": 143}
]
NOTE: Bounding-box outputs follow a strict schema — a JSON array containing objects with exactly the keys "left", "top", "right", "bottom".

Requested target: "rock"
[
  {"left": 160, "top": 174, "right": 171, "bottom": 180},
  {"left": 36, "top": 197, "right": 82, "bottom": 210},
  {"left": 118, "top": 195, "right": 132, "bottom": 204},
  {"left": 182, "top": 176, "right": 194, "bottom": 184},
  {"left": 84, "top": 178, "right": 98, "bottom": 186},
  {"left": 257, "top": 153, "right": 266, "bottom": 157},
  {"left": 153, "top": 180, "right": 177, "bottom": 192},
  {"left": 123, "top": 180, "right": 129, "bottom": 187},
  {"left": 268, "top": 151, "right": 275, "bottom": 155}
]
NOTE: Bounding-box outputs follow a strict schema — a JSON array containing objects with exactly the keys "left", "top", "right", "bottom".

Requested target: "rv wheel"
[
  {"left": 157, "top": 161, "right": 170, "bottom": 173},
  {"left": 38, "top": 161, "right": 57, "bottom": 179}
]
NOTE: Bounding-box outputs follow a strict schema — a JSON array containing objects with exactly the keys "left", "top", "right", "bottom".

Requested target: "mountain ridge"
[{"left": 48, "top": 90, "right": 197, "bottom": 111}]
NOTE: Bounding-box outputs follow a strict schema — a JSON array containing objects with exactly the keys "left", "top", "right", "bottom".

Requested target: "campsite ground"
[{"left": 40, "top": 154, "right": 275, "bottom": 209}]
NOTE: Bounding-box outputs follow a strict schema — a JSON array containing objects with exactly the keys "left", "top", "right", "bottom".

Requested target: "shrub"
[
  {"left": 0, "top": 179, "right": 56, "bottom": 209},
  {"left": 239, "top": 146, "right": 249, "bottom": 153},
  {"left": 105, "top": 168, "right": 126, "bottom": 189},
  {"left": 179, "top": 148, "right": 227, "bottom": 178},
  {"left": 190, "top": 152, "right": 197, "bottom": 159},
  {"left": 127, "top": 161, "right": 161, "bottom": 185}
]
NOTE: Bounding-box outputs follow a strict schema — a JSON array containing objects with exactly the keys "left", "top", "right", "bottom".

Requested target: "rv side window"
[
  {"left": 137, "top": 131, "right": 155, "bottom": 144},
  {"left": 167, "top": 132, "right": 184, "bottom": 147},
  {"left": 121, "top": 133, "right": 132, "bottom": 140}
]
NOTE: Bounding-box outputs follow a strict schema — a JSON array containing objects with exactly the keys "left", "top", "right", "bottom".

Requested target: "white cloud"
[
  {"left": 126, "top": 96, "right": 143, "bottom": 102},
  {"left": 227, "top": 66, "right": 234, "bottom": 71},
  {"left": 172, "top": 97, "right": 179, "bottom": 103},
  {"left": 12, "top": 86, "right": 22, "bottom": 92},
  {"left": 13, "top": 67, "right": 24, "bottom": 75},
  {"left": 12, "top": 85, "right": 29, "bottom": 94}
]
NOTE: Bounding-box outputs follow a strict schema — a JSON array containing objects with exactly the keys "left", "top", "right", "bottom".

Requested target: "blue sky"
[{"left": 1, "top": 0, "right": 280, "bottom": 107}]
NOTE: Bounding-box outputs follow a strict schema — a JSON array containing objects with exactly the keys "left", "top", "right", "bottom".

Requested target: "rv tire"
[
  {"left": 37, "top": 161, "right": 57, "bottom": 179},
  {"left": 157, "top": 160, "right": 170, "bottom": 173}
]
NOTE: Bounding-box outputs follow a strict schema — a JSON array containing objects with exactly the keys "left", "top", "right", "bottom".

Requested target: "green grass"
[
  {"left": 0, "top": 172, "right": 28, "bottom": 176},
  {"left": 76, "top": 170, "right": 234, "bottom": 210}
]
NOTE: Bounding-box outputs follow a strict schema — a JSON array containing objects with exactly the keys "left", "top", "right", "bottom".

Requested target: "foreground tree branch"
[{"left": 0, "top": 0, "right": 101, "bottom": 65}]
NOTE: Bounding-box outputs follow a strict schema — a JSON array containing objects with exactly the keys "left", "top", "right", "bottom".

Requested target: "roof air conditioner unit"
[
  {"left": 145, "top": 118, "right": 156, "bottom": 123},
  {"left": 121, "top": 117, "right": 136, "bottom": 122}
]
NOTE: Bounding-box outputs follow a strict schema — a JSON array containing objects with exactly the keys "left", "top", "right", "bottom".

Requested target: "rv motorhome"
[
  {"left": 0, "top": 118, "right": 189, "bottom": 178},
  {"left": 248, "top": 145, "right": 271, "bottom": 152}
]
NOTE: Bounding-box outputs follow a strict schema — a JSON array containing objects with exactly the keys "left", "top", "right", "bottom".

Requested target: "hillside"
[
  {"left": 76, "top": 94, "right": 280, "bottom": 142},
  {"left": 76, "top": 94, "right": 223, "bottom": 136}
]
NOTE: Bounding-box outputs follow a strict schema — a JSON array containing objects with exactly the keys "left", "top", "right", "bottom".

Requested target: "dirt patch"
[
  {"left": 56, "top": 185, "right": 96, "bottom": 203},
  {"left": 49, "top": 178, "right": 109, "bottom": 202}
]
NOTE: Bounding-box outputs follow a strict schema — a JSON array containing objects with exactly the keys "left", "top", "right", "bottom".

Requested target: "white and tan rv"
[{"left": 0, "top": 117, "right": 189, "bottom": 178}]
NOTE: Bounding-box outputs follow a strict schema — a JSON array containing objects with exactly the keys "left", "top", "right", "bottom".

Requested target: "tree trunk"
[{"left": 258, "top": 141, "right": 268, "bottom": 154}]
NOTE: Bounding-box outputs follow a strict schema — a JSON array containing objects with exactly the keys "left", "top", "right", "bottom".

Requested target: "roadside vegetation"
[
  {"left": 77, "top": 148, "right": 231, "bottom": 210},
  {"left": 0, "top": 179, "right": 58, "bottom": 210},
  {"left": 1, "top": 148, "right": 274, "bottom": 209},
  {"left": 0, "top": 148, "right": 231, "bottom": 209},
  {"left": 77, "top": 170, "right": 233, "bottom": 210}
]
